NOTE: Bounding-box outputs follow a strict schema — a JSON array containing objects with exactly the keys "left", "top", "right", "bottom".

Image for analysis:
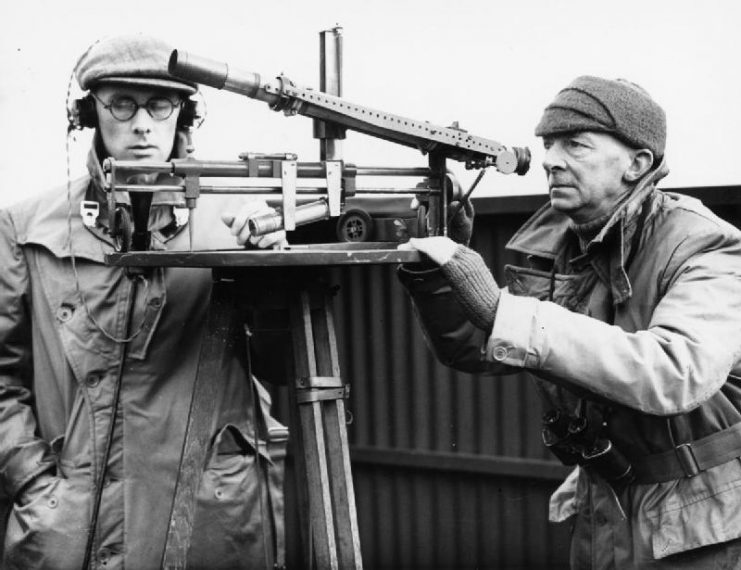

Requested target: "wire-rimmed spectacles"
[{"left": 91, "top": 92, "right": 182, "bottom": 122}]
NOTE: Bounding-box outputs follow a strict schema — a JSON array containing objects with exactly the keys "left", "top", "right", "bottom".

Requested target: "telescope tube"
[{"left": 169, "top": 50, "right": 280, "bottom": 107}]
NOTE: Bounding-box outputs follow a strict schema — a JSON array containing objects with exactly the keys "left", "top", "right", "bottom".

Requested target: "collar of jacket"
[
  {"left": 15, "top": 132, "right": 192, "bottom": 262},
  {"left": 507, "top": 158, "right": 670, "bottom": 304}
]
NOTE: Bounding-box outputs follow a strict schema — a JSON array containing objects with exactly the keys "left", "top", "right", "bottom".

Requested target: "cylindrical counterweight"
[{"left": 248, "top": 199, "right": 331, "bottom": 236}]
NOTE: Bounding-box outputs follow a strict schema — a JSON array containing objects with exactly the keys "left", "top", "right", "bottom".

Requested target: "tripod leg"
[{"left": 289, "top": 285, "right": 362, "bottom": 570}]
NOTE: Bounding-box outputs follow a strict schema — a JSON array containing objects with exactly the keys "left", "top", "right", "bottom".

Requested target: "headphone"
[{"left": 67, "top": 92, "right": 204, "bottom": 131}]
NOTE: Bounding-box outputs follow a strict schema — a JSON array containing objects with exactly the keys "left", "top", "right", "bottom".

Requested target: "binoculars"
[{"left": 542, "top": 409, "right": 634, "bottom": 488}]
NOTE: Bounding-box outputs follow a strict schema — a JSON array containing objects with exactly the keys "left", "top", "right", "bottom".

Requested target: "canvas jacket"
[
  {"left": 0, "top": 144, "right": 287, "bottom": 570},
  {"left": 400, "top": 162, "right": 741, "bottom": 568}
]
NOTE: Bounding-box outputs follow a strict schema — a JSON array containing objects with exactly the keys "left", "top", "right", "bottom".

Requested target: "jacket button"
[
  {"left": 214, "top": 488, "right": 225, "bottom": 500},
  {"left": 47, "top": 496, "right": 58, "bottom": 509},
  {"left": 492, "top": 346, "right": 509, "bottom": 361},
  {"left": 56, "top": 304, "right": 75, "bottom": 323},
  {"left": 98, "top": 549, "right": 110, "bottom": 565},
  {"left": 86, "top": 374, "right": 102, "bottom": 387}
]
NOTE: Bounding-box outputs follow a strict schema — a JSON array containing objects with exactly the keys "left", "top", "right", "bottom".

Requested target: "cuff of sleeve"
[
  {"left": 484, "top": 291, "right": 543, "bottom": 367},
  {"left": 397, "top": 264, "right": 448, "bottom": 293}
]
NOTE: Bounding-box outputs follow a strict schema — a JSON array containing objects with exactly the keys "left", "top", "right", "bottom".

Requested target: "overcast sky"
[{"left": 2, "top": 0, "right": 740, "bottom": 208}]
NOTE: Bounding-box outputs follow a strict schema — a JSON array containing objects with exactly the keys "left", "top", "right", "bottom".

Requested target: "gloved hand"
[
  {"left": 221, "top": 199, "right": 288, "bottom": 250},
  {"left": 447, "top": 199, "right": 474, "bottom": 245}
]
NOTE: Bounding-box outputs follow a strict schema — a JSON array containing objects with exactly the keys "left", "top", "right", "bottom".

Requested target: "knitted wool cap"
[
  {"left": 534, "top": 76, "right": 666, "bottom": 159},
  {"left": 75, "top": 34, "right": 197, "bottom": 94}
]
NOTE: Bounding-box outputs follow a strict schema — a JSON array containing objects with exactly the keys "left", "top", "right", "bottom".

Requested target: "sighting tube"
[{"left": 169, "top": 50, "right": 281, "bottom": 107}]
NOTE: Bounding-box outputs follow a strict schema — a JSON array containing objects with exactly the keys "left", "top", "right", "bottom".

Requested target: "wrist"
[{"left": 441, "top": 246, "right": 500, "bottom": 331}]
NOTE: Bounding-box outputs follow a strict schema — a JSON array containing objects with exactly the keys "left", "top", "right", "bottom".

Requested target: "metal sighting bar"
[
  {"left": 103, "top": 156, "right": 446, "bottom": 242},
  {"left": 168, "top": 50, "right": 531, "bottom": 174}
]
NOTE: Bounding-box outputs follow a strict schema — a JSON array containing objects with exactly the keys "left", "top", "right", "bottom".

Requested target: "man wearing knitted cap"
[
  {"left": 0, "top": 34, "right": 288, "bottom": 569},
  {"left": 400, "top": 76, "right": 741, "bottom": 567}
]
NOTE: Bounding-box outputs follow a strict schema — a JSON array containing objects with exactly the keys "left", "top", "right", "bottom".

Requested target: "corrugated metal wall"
[{"left": 277, "top": 186, "right": 741, "bottom": 569}]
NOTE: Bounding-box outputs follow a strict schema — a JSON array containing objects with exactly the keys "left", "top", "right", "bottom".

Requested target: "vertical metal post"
[
  {"left": 314, "top": 26, "right": 345, "bottom": 161},
  {"left": 428, "top": 151, "right": 448, "bottom": 236}
]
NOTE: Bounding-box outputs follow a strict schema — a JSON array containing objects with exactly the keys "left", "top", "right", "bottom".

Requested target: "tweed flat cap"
[
  {"left": 75, "top": 34, "right": 197, "bottom": 94},
  {"left": 535, "top": 76, "right": 666, "bottom": 159}
]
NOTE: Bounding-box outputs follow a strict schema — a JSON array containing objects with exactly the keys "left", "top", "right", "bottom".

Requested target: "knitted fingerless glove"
[{"left": 440, "top": 245, "right": 500, "bottom": 332}]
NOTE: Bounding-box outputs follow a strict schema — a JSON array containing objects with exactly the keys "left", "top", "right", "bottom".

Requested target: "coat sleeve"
[
  {"left": 397, "top": 264, "right": 515, "bottom": 375},
  {"left": 485, "top": 227, "right": 741, "bottom": 416},
  {"left": 0, "top": 210, "right": 56, "bottom": 499}
]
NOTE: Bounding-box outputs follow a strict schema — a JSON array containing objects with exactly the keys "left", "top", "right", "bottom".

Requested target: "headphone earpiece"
[
  {"left": 68, "top": 94, "right": 98, "bottom": 130},
  {"left": 178, "top": 97, "right": 205, "bottom": 129}
]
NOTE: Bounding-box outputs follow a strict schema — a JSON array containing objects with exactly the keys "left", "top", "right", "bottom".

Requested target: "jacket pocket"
[
  {"left": 2, "top": 476, "right": 91, "bottom": 570},
  {"left": 188, "top": 422, "right": 287, "bottom": 570}
]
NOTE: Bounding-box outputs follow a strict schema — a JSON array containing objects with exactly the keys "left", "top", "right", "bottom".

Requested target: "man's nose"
[
  {"left": 130, "top": 107, "right": 153, "bottom": 132},
  {"left": 542, "top": 143, "right": 566, "bottom": 173}
]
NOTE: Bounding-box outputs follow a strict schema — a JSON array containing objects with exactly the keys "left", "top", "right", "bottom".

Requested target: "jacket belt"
[{"left": 632, "top": 422, "right": 741, "bottom": 483}]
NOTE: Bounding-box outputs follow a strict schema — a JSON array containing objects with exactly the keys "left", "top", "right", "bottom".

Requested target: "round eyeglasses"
[{"left": 91, "top": 92, "right": 182, "bottom": 122}]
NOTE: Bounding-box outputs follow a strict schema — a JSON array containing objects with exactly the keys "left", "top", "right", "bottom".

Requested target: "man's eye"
[
  {"left": 567, "top": 139, "right": 585, "bottom": 148},
  {"left": 111, "top": 97, "right": 137, "bottom": 113},
  {"left": 148, "top": 98, "right": 172, "bottom": 113}
]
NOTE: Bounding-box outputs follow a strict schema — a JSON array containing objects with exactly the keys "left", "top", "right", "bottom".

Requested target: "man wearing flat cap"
[
  {"left": 400, "top": 76, "right": 741, "bottom": 567},
  {"left": 0, "top": 34, "right": 288, "bottom": 569}
]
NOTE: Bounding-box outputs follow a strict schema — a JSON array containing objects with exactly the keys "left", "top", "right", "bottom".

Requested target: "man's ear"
[{"left": 624, "top": 149, "right": 654, "bottom": 182}]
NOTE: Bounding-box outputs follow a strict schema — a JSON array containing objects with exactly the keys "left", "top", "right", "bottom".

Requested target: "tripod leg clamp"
[{"left": 296, "top": 376, "right": 349, "bottom": 403}]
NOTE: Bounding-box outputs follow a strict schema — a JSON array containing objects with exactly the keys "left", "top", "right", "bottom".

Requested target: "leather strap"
[{"left": 632, "top": 422, "right": 741, "bottom": 483}]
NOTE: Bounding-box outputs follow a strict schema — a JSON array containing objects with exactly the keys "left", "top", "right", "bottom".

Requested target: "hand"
[
  {"left": 409, "top": 196, "right": 474, "bottom": 245},
  {"left": 447, "top": 199, "right": 474, "bottom": 245},
  {"left": 221, "top": 200, "right": 288, "bottom": 250},
  {"left": 398, "top": 236, "right": 459, "bottom": 266}
]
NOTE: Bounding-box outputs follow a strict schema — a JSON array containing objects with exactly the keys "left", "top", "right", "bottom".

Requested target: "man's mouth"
[{"left": 549, "top": 185, "right": 576, "bottom": 200}]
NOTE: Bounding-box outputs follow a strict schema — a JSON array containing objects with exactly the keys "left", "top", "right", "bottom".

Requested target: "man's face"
[
  {"left": 542, "top": 132, "right": 635, "bottom": 224},
  {"left": 94, "top": 84, "right": 182, "bottom": 162}
]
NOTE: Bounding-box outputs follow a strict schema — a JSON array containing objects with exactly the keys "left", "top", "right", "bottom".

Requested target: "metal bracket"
[
  {"left": 281, "top": 160, "right": 298, "bottom": 231},
  {"left": 325, "top": 160, "right": 342, "bottom": 216},
  {"left": 296, "top": 386, "right": 350, "bottom": 404},
  {"left": 80, "top": 200, "right": 99, "bottom": 227},
  {"left": 184, "top": 172, "right": 201, "bottom": 210},
  {"left": 295, "top": 375, "right": 349, "bottom": 403},
  {"left": 297, "top": 376, "right": 343, "bottom": 389}
]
